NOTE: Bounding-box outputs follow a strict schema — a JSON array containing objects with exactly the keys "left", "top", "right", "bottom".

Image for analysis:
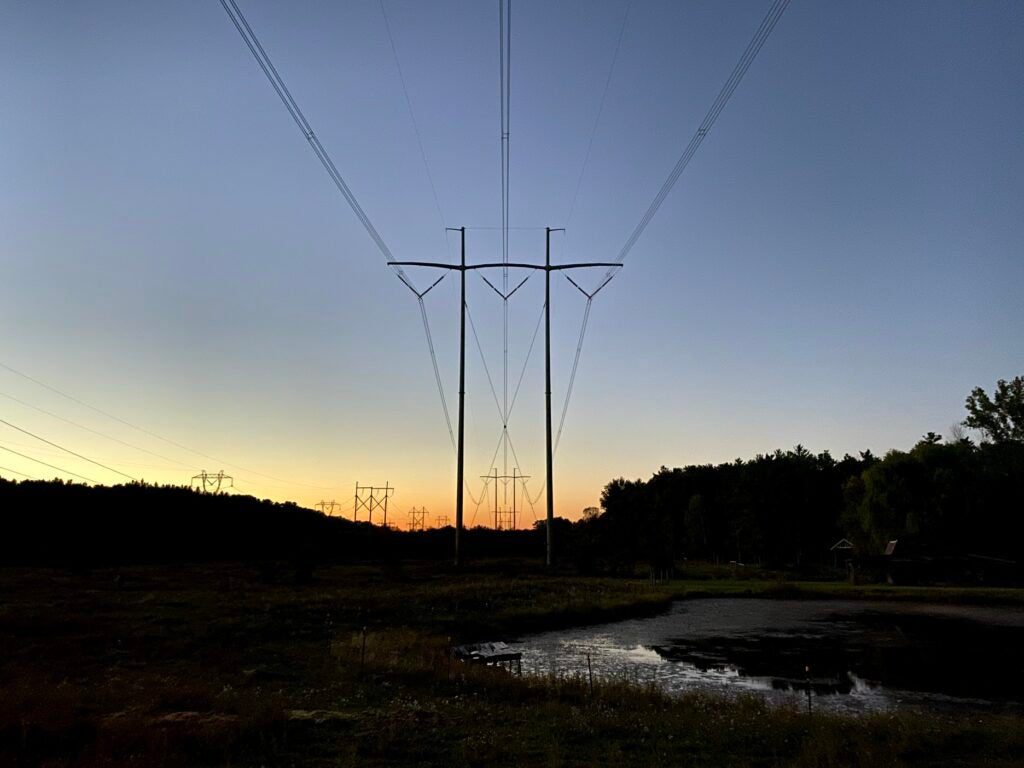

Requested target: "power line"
[
  {"left": 503, "top": 430, "right": 537, "bottom": 521},
  {"left": 0, "top": 465, "right": 36, "bottom": 480},
  {"left": 499, "top": 0, "right": 512, "bottom": 491},
  {"left": 470, "top": 427, "right": 506, "bottom": 526},
  {"left": 0, "top": 419, "right": 137, "bottom": 482},
  {"left": 221, "top": 0, "right": 461, "bottom": 457},
  {"left": 401, "top": 269, "right": 457, "bottom": 455},
  {"left": 603, "top": 0, "right": 791, "bottom": 284},
  {"left": 217, "top": 0, "right": 404, "bottom": 276},
  {"left": 428, "top": 276, "right": 486, "bottom": 507},
  {"left": 508, "top": 301, "right": 545, "bottom": 417},
  {"left": 469, "top": 474, "right": 490, "bottom": 527},
  {"left": 0, "top": 438, "right": 186, "bottom": 472},
  {"left": 499, "top": 0, "right": 512, "bottom": 272},
  {"left": 554, "top": 297, "right": 593, "bottom": 453},
  {"left": 466, "top": 302, "right": 503, "bottom": 422},
  {"left": 464, "top": 478, "right": 484, "bottom": 509},
  {"left": 466, "top": 297, "right": 541, "bottom": 512},
  {"left": 0, "top": 391, "right": 194, "bottom": 470},
  {"left": 379, "top": 0, "right": 446, "bottom": 232},
  {"left": 418, "top": 295, "right": 457, "bottom": 449},
  {"left": 541, "top": 0, "right": 790, "bottom": 470},
  {"left": 215, "top": 0, "right": 789, "bottom": 547},
  {"left": 0, "top": 443, "right": 100, "bottom": 484},
  {"left": 379, "top": 0, "right": 464, "bottom": 459},
  {"left": 564, "top": 0, "right": 633, "bottom": 228},
  {"left": 0, "top": 361, "right": 338, "bottom": 491},
  {"left": 466, "top": 294, "right": 544, "bottom": 429}
]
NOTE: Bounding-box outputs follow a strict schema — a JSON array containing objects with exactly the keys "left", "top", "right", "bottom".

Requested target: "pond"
[{"left": 513, "top": 598, "right": 1024, "bottom": 714}]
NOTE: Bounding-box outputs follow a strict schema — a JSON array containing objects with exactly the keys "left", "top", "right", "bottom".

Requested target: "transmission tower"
[
  {"left": 408, "top": 506, "right": 427, "bottom": 531},
  {"left": 354, "top": 482, "right": 394, "bottom": 525},
  {"left": 390, "top": 228, "right": 619, "bottom": 565},
  {"left": 480, "top": 467, "right": 529, "bottom": 530},
  {"left": 190, "top": 469, "right": 233, "bottom": 493},
  {"left": 315, "top": 500, "right": 341, "bottom": 516},
  {"left": 435, "top": 515, "right": 449, "bottom": 528},
  {"left": 219, "top": 0, "right": 789, "bottom": 572}
]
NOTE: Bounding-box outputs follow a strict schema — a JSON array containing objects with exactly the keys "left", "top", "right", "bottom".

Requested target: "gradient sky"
[{"left": 2, "top": 1, "right": 1022, "bottom": 524}]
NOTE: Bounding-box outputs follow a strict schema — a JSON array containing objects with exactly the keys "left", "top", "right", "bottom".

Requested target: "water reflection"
[{"left": 514, "top": 599, "right": 1024, "bottom": 714}]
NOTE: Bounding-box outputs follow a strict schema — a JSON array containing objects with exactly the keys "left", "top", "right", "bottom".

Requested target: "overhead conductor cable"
[
  {"left": 219, "top": 0, "right": 457, "bottom": 451},
  {"left": 599, "top": 0, "right": 791, "bottom": 288},
  {"left": 553, "top": 0, "right": 790, "bottom": 458}
]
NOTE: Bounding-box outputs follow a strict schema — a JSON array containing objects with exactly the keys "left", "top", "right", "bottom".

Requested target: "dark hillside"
[{"left": 0, "top": 480, "right": 541, "bottom": 567}]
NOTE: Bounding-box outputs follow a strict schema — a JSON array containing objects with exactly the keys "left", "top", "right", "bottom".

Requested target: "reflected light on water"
[{"left": 513, "top": 598, "right": 1024, "bottom": 715}]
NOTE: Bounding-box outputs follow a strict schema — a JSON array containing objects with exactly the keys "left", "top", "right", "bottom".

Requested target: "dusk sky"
[{"left": 2, "top": 0, "right": 1022, "bottom": 522}]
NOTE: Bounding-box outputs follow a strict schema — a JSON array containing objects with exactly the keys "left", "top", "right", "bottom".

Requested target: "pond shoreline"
[
  {"left": 4, "top": 563, "right": 1024, "bottom": 765},
  {"left": 671, "top": 579, "right": 1024, "bottom": 606},
  {"left": 513, "top": 596, "right": 1024, "bottom": 716},
  {"left": 486, "top": 578, "right": 1024, "bottom": 643}
]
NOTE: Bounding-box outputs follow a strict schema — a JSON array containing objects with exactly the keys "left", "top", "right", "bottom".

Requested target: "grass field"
[{"left": 2, "top": 561, "right": 1023, "bottom": 766}]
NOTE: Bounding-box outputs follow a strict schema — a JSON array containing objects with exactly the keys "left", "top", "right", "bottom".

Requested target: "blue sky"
[{"left": 2, "top": 0, "right": 1022, "bottom": 521}]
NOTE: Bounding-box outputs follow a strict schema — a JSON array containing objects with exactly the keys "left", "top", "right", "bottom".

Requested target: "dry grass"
[{"left": 1, "top": 561, "right": 1022, "bottom": 766}]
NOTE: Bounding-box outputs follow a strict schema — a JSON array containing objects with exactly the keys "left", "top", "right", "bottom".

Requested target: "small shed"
[{"left": 829, "top": 538, "right": 855, "bottom": 567}]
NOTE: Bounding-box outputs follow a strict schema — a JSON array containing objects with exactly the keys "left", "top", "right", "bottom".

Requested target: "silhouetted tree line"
[
  {"left": 573, "top": 447, "right": 874, "bottom": 573},
  {"left": 2, "top": 378, "right": 1021, "bottom": 576},
  {"left": 569, "top": 377, "right": 1024, "bottom": 573}
]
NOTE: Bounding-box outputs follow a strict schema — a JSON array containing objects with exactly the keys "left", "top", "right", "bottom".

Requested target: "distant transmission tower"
[
  {"left": 315, "top": 500, "right": 341, "bottom": 516},
  {"left": 354, "top": 482, "right": 394, "bottom": 525},
  {"left": 480, "top": 467, "right": 529, "bottom": 530},
  {"left": 495, "top": 508, "right": 516, "bottom": 531},
  {"left": 435, "top": 515, "right": 449, "bottom": 528},
  {"left": 191, "top": 470, "right": 233, "bottom": 493},
  {"left": 408, "top": 506, "right": 427, "bottom": 531}
]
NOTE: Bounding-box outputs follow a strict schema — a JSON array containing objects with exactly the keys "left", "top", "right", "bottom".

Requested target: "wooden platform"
[{"left": 453, "top": 642, "right": 523, "bottom": 673}]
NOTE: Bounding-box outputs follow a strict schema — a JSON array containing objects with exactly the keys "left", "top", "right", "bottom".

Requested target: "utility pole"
[
  {"left": 388, "top": 229, "right": 618, "bottom": 566},
  {"left": 456, "top": 227, "right": 466, "bottom": 565},
  {"left": 545, "top": 228, "right": 555, "bottom": 566}
]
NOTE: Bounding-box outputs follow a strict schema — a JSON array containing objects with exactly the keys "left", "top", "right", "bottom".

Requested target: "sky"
[{"left": 2, "top": 0, "right": 1022, "bottom": 524}]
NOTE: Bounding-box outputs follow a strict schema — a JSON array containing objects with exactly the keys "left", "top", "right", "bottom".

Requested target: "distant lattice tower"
[
  {"left": 481, "top": 468, "right": 528, "bottom": 531},
  {"left": 408, "top": 506, "right": 427, "bottom": 532},
  {"left": 495, "top": 508, "right": 517, "bottom": 531},
  {"left": 435, "top": 515, "right": 450, "bottom": 528},
  {"left": 315, "top": 500, "right": 341, "bottom": 516},
  {"left": 191, "top": 470, "right": 233, "bottom": 493},
  {"left": 354, "top": 482, "right": 394, "bottom": 525}
]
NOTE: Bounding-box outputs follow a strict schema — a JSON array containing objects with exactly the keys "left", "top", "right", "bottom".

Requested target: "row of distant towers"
[
  {"left": 316, "top": 487, "right": 449, "bottom": 531},
  {"left": 315, "top": 479, "right": 524, "bottom": 532},
  {"left": 188, "top": 473, "right": 516, "bottom": 532}
]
